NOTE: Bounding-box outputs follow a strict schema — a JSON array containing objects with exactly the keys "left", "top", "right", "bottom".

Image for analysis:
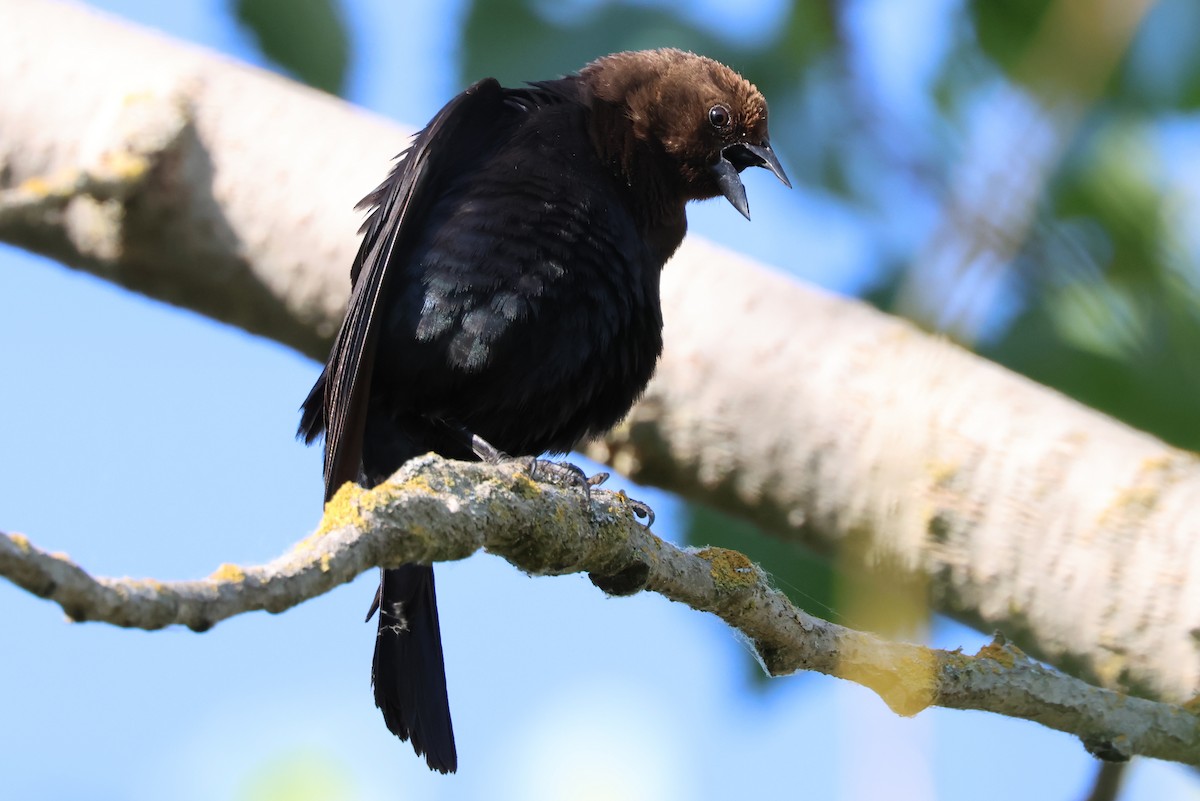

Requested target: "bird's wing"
[{"left": 302, "top": 78, "right": 508, "bottom": 502}]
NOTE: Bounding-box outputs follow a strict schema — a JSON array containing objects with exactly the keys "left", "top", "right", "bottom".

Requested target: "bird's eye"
[{"left": 708, "top": 104, "right": 732, "bottom": 130}]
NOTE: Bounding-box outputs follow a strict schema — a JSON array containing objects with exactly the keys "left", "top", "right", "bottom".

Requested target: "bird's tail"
[{"left": 371, "top": 564, "right": 458, "bottom": 773}]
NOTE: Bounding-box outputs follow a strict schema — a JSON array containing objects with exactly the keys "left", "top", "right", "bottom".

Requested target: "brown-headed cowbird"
[{"left": 299, "top": 48, "right": 788, "bottom": 774}]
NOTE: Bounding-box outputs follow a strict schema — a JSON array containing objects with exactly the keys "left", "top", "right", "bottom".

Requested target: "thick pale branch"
[
  {"left": 0, "top": 0, "right": 397, "bottom": 356},
  {"left": 2, "top": 456, "right": 1198, "bottom": 765},
  {"left": 585, "top": 258, "right": 1200, "bottom": 704}
]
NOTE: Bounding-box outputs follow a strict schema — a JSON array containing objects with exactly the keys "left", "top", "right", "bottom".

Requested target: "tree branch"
[{"left": 2, "top": 454, "right": 1197, "bottom": 765}]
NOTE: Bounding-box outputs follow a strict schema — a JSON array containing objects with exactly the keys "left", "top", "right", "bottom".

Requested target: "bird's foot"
[
  {"left": 470, "top": 433, "right": 603, "bottom": 502},
  {"left": 470, "top": 433, "right": 652, "bottom": 527},
  {"left": 527, "top": 457, "right": 607, "bottom": 502}
]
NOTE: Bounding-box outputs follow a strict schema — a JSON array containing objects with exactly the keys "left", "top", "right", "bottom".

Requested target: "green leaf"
[
  {"left": 461, "top": 0, "right": 759, "bottom": 89},
  {"left": 968, "top": 0, "right": 1054, "bottom": 78},
  {"left": 235, "top": 0, "right": 350, "bottom": 95}
]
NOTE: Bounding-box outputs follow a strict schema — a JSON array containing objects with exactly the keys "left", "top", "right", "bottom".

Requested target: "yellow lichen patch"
[
  {"left": 121, "top": 89, "right": 156, "bottom": 106},
  {"left": 1135, "top": 451, "right": 1200, "bottom": 482},
  {"left": 1139, "top": 453, "right": 1177, "bottom": 473},
  {"left": 396, "top": 470, "right": 442, "bottom": 496},
  {"left": 943, "top": 649, "right": 973, "bottom": 670},
  {"left": 319, "top": 553, "right": 332, "bottom": 573},
  {"left": 98, "top": 150, "right": 150, "bottom": 182},
  {"left": 1108, "top": 483, "right": 1161, "bottom": 517},
  {"left": 9, "top": 533, "right": 32, "bottom": 554},
  {"left": 837, "top": 645, "right": 938, "bottom": 717},
  {"left": 1098, "top": 462, "right": 1171, "bottom": 527},
  {"left": 126, "top": 578, "right": 169, "bottom": 595},
  {"left": 696, "top": 547, "right": 757, "bottom": 592},
  {"left": 299, "top": 479, "right": 416, "bottom": 553},
  {"left": 975, "top": 640, "right": 1016, "bottom": 669},
  {"left": 640, "top": 532, "right": 667, "bottom": 563},
  {"left": 314, "top": 481, "right": 370, "bottom": 538},
  {"left": 210, "top": 563, "right": 246, "bottom": 583},
  {"left": 926, "top": 459, "right": 960, "bottom": 486},
  {"left": 508, "top": 470, "right": 543, "bottom": 500},
  {"left": 18, "top": 176, "right": 53, "bottom": 196},
  {"left": 405, "top": 521, "right": 432, "bottom": 542}
]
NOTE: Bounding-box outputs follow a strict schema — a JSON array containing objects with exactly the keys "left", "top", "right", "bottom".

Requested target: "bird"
[{"left": 298, "top": 47, "right": 788, "bottom": 774}]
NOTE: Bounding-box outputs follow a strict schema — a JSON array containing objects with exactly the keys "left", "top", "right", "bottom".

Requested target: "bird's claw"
[
  {"left": 613, "top": 489, "right": 655, "bottom": 528},
  {"left": 627, "top": 497, "right": 655, "bottom": 529}
]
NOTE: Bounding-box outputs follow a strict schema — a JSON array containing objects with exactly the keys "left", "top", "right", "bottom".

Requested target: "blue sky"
[{"left": 2, "top": 2, "right": 1197, "bottom": 799}]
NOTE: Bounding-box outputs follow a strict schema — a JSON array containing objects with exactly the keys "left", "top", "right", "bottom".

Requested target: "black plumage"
[{"left": 299, "top": 48, "right": 788, "bottom": 773}]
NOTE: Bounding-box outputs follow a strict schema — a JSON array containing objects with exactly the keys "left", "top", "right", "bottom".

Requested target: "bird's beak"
[{"left": 709, "top": 140, "right": 791, "bottom": 220}]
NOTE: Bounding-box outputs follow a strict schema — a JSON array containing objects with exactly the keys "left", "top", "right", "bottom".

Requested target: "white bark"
[
  {"left": 3, "top": 0, "right": 1199, "bottom": 709},
  {"left": 0, "top": 0, "right": 395, "bottom": 355}
]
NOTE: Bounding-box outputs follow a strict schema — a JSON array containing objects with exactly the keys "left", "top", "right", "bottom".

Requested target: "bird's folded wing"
[{"left": 316, "top": 78, "right": 508, "bottom": 502}]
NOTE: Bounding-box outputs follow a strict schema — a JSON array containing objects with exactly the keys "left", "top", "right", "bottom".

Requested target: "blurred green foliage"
[
  {"left": 974, "top": 0, "right": 1200, "bottom": 111},
  {"left": 235, "top": 0, "right": 349, "bottom": 95},
  {"left": 237, "top": 749, "right": 356, "bottom": 801}
]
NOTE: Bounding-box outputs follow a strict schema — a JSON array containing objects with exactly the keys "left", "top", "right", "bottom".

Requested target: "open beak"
[{"left": 709, "top": 140, "right": 791, "bottom": 220}]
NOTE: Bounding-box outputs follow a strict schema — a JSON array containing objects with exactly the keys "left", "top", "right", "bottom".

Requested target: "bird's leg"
[{"left": 468, "top": 433, "right": 506, "bottom": 464}]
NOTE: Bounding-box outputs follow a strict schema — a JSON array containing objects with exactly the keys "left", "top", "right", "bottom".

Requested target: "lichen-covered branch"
[{"left": 2, "top": 455, "right": 1197, "bottom": 765}]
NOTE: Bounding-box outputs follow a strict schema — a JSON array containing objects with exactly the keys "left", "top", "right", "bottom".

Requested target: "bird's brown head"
[{"left": 581, "top": 48, "right": 790, "bottom": 219}]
